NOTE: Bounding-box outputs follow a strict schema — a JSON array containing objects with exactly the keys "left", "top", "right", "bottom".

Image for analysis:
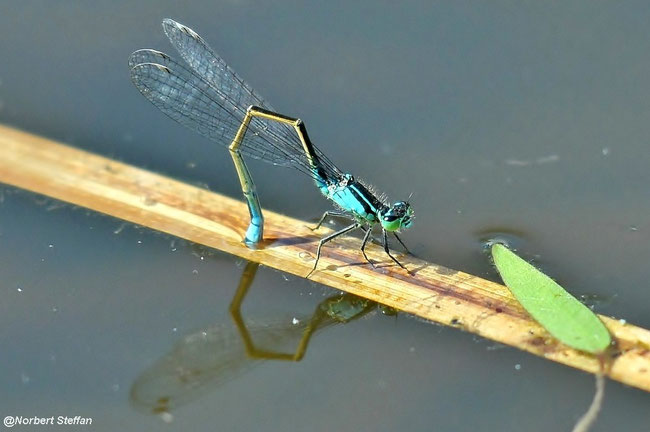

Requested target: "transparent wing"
[
  {"left": 130, "top": 51, "right": 311, "bottom": 172},
  {"left": 161, "top": 18, "right": 274, "bottom": 113},
  {"left": 129, "top": 19, "right": 342, "bottom": 179}
]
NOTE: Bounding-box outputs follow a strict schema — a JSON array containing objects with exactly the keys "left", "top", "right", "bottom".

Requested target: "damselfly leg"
[
  {"left": 382, "top": 229, "right": 406, "bottom": 269},
  {"left": 359, "top": 227, "right": 375, "bottom": 266},
  {"left": 310, "top": 210, "right": 350, "bottom": 231},
  {"left": 306, "top": 223, "right": 363, "bottom": 278}
]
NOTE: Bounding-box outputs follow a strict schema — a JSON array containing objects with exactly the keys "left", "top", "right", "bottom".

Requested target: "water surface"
[{"left": 1, "top": 2, "right": 649, "bottom": 431}]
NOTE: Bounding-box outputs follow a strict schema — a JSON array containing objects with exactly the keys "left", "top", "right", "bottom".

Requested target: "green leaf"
[{"left": 491, "top": 243, "right": 611, "bottom": 354}]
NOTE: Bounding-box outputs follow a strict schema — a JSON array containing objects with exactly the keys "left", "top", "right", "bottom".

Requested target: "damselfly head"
[{"left": 380, "top": 201, "right": 414, "bottom": 232}]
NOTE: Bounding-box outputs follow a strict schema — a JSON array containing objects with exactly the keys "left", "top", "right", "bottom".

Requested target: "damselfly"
[{"left": 129, "top": 19, "right": 414, "bottom": 275}]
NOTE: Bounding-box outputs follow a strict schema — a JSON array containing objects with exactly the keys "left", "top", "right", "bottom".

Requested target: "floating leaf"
[{"left": 491, "top": 244, "right": 611, "bottom": 354}]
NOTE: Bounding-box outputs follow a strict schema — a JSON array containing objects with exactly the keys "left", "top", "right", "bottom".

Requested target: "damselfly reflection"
[{"left": 130, "top": 262, "right": 396, "bottom": 415}]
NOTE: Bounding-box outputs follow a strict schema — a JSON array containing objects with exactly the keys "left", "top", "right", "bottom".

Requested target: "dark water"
[{"left": 1, "top": 2, "right": 649, "bottom": 431}]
